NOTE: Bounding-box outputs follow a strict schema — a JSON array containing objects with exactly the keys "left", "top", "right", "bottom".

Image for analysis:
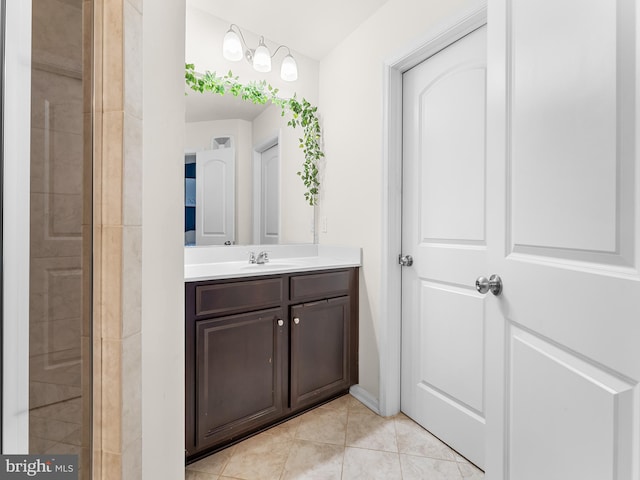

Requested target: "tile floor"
[{"left": 186, "top": 394, "right": 484, "bottom": 480}]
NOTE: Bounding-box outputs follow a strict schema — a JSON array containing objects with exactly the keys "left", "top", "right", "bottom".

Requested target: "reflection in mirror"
[
  {"left": 185, "top": 93, "right": 307, "bottom": 246},
  {"left": 185, "top": 4, "right": 318, "bottom": 246}
]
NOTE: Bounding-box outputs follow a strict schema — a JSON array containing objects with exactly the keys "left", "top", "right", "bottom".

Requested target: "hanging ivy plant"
[{"left": 185, "top": 63, "right": 322, "bottom": 206}]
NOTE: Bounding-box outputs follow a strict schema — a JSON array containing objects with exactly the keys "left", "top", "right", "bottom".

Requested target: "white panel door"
[
  {"left": 196, "top": 148, "right": 235, "bottom": 245},
  {"left": 260, "top": 143, "right": 279, "bottom": 245},
  {"left": 485, "top": 0, "right": 640, "bottom": 478},
  {"left": 401, "top": 26, "right": 487, "bottom": 468}
]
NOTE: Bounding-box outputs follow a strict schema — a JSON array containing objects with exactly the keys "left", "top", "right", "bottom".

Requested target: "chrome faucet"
[
  {"left": 256, "top": 251, "right": 269, "bottom": 264},
  {"left": 248, "top": 251, "right": 269, "bottom": 264}
]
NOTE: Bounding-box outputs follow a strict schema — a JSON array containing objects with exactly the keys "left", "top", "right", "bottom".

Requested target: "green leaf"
[{"left": 185, "top": 62, "right": 323, "bottom": 206}]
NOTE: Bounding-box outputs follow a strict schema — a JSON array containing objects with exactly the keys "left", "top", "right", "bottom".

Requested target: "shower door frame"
[
  {"left": 1, "top": 0, "right": 32, "bottom": 453},
  {"left": 0, "top": 0, "right": 3, "bottom": 450}
]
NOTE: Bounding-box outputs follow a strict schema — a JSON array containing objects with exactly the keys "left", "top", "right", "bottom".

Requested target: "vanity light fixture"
[{"left": 222, "top": 24, "right": 298, "bottom": 82}]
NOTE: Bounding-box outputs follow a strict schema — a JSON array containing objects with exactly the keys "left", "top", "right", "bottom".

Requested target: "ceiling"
[
  {"left": 185, "top": 89, "right": 269, "bottom": 122},
  {"left": 186, "top": 0, "right": 390, "bottom": 61}
]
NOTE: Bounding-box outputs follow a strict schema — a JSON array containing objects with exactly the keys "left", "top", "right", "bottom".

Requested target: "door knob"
[
  {"left": 399, "top": 254, "right": 414, "bottom": 267},
  {"left": 277, "top": 319, "right": 284, "bottom": 327},
  {"left": 475, "top": 274, "right": 503, "bottom": 296},
  {"left": 293, "top": 317, "right": 300, "bottom": 325}
]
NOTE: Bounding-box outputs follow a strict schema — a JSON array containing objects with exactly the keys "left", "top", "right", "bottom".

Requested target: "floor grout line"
[{"left": 188, "top": 393, "right": 484, "bottom": 480}]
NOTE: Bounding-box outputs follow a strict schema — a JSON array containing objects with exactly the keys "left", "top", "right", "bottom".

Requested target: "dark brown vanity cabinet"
[
  {"left": 185, "top": 268, "right": 358, "bottom": 462},
  {"left": 290, "top": 297, "right": 350, "bottom": 410},
  {"left": 195, "top": 308, "right": 285, "bottom": 451}
]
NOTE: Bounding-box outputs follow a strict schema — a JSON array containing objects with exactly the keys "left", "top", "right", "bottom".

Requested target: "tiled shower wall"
[
  {"left": 27, "top": 0, "right": 143, "bottom": 478},
  {"left": 93, "top": 0, "right": 143, "bottom": 478}
]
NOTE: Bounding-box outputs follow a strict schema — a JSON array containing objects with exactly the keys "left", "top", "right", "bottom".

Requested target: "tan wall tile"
[
  {"left": 102, "top": 111, "right": 124, "bottom": 226},
  {"left": 82, "top": 224, "right": 93, "bottom": 336},
  {"left": 125, "top": 0, "right": 141, "bottom": 15},
  {"left": 122, "top": 437, "right": 142, "bottom": 480},
  {"left": 93, "top": 0, "right": 146, "bottom": 476},
  {"left": 122, "top": 226, "right": 142, "bottom": 336},
  {"left": 123, "top": 114, "right": 142, "bottom": 226},
  {"left": 121, "top": 333, "right": 141, "bottom": 447},
  {"left": 83, "top": 112, "right": 94, "bottom": 228},
  {"left": 103, "top": 0, "right": 124, "bottom": 112},
  {"left": 92, "top": 334, "right": 103, "bottom": 460},
  {"left": 124, "top": 2, "right": 142, "bottom": 120},
  {"left": 102, "top": 452, "right": 122, "bottom": 479},
  {"left": 101, "top": 225, "right": 123, "bottom": 340},
  {"left": 102, "top": 339, "right": 122, "bottom": 454}
]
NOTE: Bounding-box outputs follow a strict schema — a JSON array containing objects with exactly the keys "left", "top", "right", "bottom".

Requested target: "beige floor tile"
[
  {"left": 401, "top": 454, "right": 463, "bottom": 479},
  {"left": 295, "top": 407, "right": 347, "bottom": 446},
  {"left": 317, "top": 395, "right": 351, "bottom": 413},
  {"left": 186, "top": 395, "right": 484, "bottom": 480},
  {"left": 455, "top": 453, "right": 470, "bottom": 463},
  {"left": 346, "top": 396, "right": 377, "bottom": 416},
  {"left": 458, "top": 461, "right": 485, "bottom": 479},
  {"left": 266, "top": 415, "right": 301, "bottom": 440},
  {"left": 187, "top": 446, "right": 235, "bottom": 475},
  {"left": 342, "top": 447, "right": 402, "bottom": 480},
  {"left": 346, "top": 413, "right": 398, "bottom": 452},
  {"left": 394, "top": 414, "right": 456, "bottom": 460},
  {"left": 221, "top": 430, "right": 292, "bottom": 480},
  {"left": 281, "top": 439, "right": 344, "bottom": 480},
  {"left": 185, "top": 470, "right": 219, "bottom": 480}
]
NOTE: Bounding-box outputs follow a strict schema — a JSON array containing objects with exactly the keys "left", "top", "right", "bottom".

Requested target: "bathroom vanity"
[{"left": 184, "top": 246, "right": 360, "bottom": 462}]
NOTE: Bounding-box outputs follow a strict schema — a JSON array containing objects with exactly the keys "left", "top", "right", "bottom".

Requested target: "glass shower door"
[
  {"left": 28, "top": 0, "right": 92, "bottom": 476},
  {"left": 2, "top": 0, "right": 93, "bottom": 477}
]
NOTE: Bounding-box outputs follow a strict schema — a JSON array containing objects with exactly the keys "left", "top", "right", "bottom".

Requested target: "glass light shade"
[
  {"left": 253, "top": 40, "right": 272, "bottom": 72},
  {"left": 222, "top": 28, "right": 243, "bottom": 61},
  {"left": 280, "top": 54, "right": 298, "bottom": 81}
]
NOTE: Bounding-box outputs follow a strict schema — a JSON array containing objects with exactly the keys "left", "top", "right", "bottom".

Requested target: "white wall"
[
  {"left": 141, "top": 0, "right": 186, "bottom": 478},
  {"left": 186, "top": 119, "right": 254, "bottom": 244},
  {"left": 318, "top": 0, "right": 483, "bottom": 406}
]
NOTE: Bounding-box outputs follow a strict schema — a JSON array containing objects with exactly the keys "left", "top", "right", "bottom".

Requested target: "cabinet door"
[
  {"left": 290, "top": 297, "right": 350, "bottom": 410},
  {"left": 195, "top": 308, "right": 285, "bottom": 450}
]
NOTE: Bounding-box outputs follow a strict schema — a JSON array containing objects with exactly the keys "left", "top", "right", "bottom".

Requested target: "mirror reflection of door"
[
  {"left": 195, "top": 144, "right": 236, "bottom": 246},
  {"left": 258, "top": 143, "right": 280, "bottom": 245}
]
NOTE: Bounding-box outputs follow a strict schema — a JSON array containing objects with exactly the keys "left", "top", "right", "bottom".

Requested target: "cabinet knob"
[
  {"left": 293, "top": 317, "right": 300, "bottom": 325},
  {"left": 277, "top": 319, "right": 284, "bottom": 327}
]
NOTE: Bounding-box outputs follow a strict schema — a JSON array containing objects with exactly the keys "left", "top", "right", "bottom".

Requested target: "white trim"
[
  {"left": 379, "top": 62, "right": 403, "bottom": 418},
  {"left": 379, "top": 2, "right": 487, "bottom": 418},
  {"left": 349, "top": 384, "right": 380, "bottom": 415},
  {"left": 2, "top": 0, "right": 32, "bottom": 453}
]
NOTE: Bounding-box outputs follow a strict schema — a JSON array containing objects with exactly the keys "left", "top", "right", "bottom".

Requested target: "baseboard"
[{"left": 349, "top": 385, "right": 381, "bottom": 415}]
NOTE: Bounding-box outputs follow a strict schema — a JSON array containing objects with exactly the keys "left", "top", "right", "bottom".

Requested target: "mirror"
[{"left": 184, "top": 6, "right": 317, "bottom": 246}]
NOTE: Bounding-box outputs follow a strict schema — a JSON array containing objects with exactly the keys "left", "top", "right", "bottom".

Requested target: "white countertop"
[{"left": 185, "top": 245, "right": 361, "bottom": 282}]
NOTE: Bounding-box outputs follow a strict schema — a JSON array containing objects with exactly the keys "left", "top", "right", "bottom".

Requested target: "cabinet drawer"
[
  {"left": 195, "top": 278, "right": 283, "bottom": 317},
  {"left": 290, "top": 270, "right": 351, "bottom": 302}
]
